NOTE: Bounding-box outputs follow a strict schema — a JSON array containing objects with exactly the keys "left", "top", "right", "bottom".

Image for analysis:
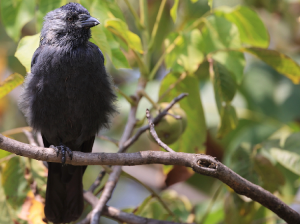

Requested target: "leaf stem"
[
  {"left": 124, "top": 0, "right": 145, "bottom": 30},
  {"left": 138, "top": 89, "right": 160, "bottom": 109},
  {"left": 114, "top": 86, "right": 136, "bottom": 106},
  {"left": 149, "top": 35, "right": 182, "bottom": 80},
  {"left": 148, "top": 0, "right": 167, "bottom": 51},
  {"left": 122, "top": 171, "right": 181, "bottom": 222}
]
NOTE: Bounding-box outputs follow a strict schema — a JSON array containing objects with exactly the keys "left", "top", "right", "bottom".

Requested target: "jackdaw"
[{"left": 19, "top": 2, "right": 116, "bottom": 223}]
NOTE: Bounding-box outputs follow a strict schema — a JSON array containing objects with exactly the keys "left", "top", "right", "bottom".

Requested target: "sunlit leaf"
[
  {"left": 0, "top": 0, "right": 35, "bottom": 41},
  {"left": 104, "top": 28, "right": 130, "bottom": 69},
  {"left": 170, "top": 0, "right": 179, "bottom": 22},
  {"left": 159, "top": 73, "right": 206, "bottom": 153},
  {"left": 208, "top": 0, "right": 213, "bottom": 10},
  {"left": 105, "top": 18, "right": 143, "bottom": 53},
  {"left": 165, "top": 30, "right": 204, "bottom": 74},
  {"left": 0, "top": 73, "right": 24, "bottom": 99},
  {"left": 202, "top": 15, "right": 241, "bottom": 53},
  {"left": 26, "top": 191, "right": 45, "bottom": 224},
  {"left": 212, "top": 51, "right": 245, "bottom": 84},
  {"left": 15, "top": 33, "right": 40, "bottom": 72},
  {"left": 83, "top": 0, "right": 125, "bottom": 22},
  {"left": 216, "top": 6, "right": 269, "bottom": 48},
  {"left": 241, "top": 47, "right": 300, "bottom": 84},
  {"left": 91, "top": 25, "right": 112, "bottom": 59},
  {"left": 270, "top": 148, "right": 300, "bottom": 176},
  {"left": 178, "top": 30, "right": 204, "bottom": 74}
]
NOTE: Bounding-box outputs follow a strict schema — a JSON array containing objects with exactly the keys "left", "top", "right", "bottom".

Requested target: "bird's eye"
[{"left": 67, "top": 17, "right": 73, "bottom": 21}]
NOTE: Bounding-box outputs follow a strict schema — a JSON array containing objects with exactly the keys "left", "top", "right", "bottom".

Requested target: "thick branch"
[{"left": 0, "top": 134, "right": 299, "bottom": 223}]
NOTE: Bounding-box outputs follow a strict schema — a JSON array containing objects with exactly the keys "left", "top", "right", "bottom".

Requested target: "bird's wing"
[{"left": 31, "top": 46, "right": 43, "bottom": 69}]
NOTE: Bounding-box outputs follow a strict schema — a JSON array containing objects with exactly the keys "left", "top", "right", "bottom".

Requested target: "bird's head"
[{"left": 40, "top": 3, "right": 100, "bottom": 47}]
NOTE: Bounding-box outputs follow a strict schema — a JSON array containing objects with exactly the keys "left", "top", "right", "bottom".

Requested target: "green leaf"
[
  {"left": 212, "top": 51, "right": 245, "bottom": 84},
  {"left": 202, "top": 15, "right": 241, "bottom": 54},
  {"left": 83, "top": 0, "right": 125, "bottom": 22},
  {"left": 0, "top": 178, "right": 14, "bottom": 224},
  {"left": 217, "top": 104, "right": 238, "bottom": 138},
  {"left": 136, "top": 190, "right": 192, "bottom": 222},
  {"left": 15, "top": 33, "right": 40, "bottom": 72},
  {"left": 1, "top": 157, "right": 30, "bottom": 209},
  {"left": 241, "top": 47, "right": 300, "bottom": 84},
  {"left": 270, "top": 148, "right": 300, "bottom": 176},
  {"left": 0, "top": 150, "right": 11, "bottom": 159},
  {"left": 216, "top": 6, "right": 269, "bottom": 48},
  {"left": 105, "top": 18, "right": 143, "bottom": 53},
  {"left": 159, "top": 73, "right": 206, "bottom": 153},
  {"left": 104, "top": 28, "right": 130, "bottom": 69},
  {"left": 36, "top": 0, "right": 62, "bottom": 31},
  {"left": 91, "top": 25, "right": 112, "bottom": 59},
  {"left": 283, "top": 133, "right": 300, "bottom": 153},
  {"left": 165, "top": 30, "right": 204, "bottom": 74},
  {"left": 208, "top": 0, "right": 213, "bottom": 10},
  {"left": 170, "top": 0, "right": 179, "bottom": 22},
  {"left": 0, "top": 73, "right": 24, "bottom": 99},
  {"left": 253, "top": 154, "right": 285, "bottom": 192},
  {"left": 0, "top": 0, "right": 35, "bottom": 41},
  {"left": 30, "top": 160, "right": 47, "bottom": 198},
  {"left": 212, "top": 61, "right": 237, "bottom": 110}
]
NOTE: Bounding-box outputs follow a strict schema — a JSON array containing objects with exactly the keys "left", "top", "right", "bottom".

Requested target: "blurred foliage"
[{"left": 1, "top": 0, "right": 300, "bottom": 223}]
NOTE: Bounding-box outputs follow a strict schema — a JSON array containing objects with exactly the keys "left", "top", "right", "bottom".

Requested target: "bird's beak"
[{"left": 81, "top": 16, "right": 100, "bottom": 28}]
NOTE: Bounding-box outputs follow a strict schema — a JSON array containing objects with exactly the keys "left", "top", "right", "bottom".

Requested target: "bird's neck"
[{"left": 40, "top": 29, "right": 91, "bottom": 49}]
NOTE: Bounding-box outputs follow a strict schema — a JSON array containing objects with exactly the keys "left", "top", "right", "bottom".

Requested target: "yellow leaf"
[
  {"left": 19, "top": 191, "right": 45, "bottom": 224},
  {"left": 0, "top": 73, "right": 24, "bottom": 99}
]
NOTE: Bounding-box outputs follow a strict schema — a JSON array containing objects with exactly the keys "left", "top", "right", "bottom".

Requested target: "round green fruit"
[{"left": 148, "top": 103, "right": 187, "bottom": 145}]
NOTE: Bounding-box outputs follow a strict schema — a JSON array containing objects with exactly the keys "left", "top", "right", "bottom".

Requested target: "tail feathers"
[{"left": 44, "top": 162, "right": 84, "bottom": 223}]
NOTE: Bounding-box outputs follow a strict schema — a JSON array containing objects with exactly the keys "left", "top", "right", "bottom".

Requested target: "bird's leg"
[{"left": 50, "top": 143, "right": 73, "bottom": 165}]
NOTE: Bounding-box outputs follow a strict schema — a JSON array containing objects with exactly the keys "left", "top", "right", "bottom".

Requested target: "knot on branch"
[{"left": 197, "top": 159, "right": 217, "bottom": 169}]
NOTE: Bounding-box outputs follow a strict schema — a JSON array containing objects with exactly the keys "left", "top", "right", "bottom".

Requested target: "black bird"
[{"left": 19, "top": 3, "right": 116, "bottom": 223}]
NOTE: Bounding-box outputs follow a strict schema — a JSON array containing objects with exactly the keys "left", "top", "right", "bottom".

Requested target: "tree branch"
[
  {"left": 81, "top": 191, "right": 186, "bottom": 224},
  {"left": 90, "top": 78, "right": 148, "bottom": 223},
  {"left": 0, "top": 134, "right": 299, "bottom": 223}
]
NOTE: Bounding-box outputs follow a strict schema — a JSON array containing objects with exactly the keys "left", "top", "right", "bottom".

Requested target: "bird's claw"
[{"left": 50, "top": 144, "right": 73, "bottom": 165}]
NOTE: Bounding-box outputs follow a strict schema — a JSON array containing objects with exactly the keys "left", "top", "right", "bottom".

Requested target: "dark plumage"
[{"left": 19, "top": 3, "right": 116, "bottom": 223}]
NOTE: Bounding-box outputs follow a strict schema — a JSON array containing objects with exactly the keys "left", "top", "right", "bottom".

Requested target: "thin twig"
[
  {"left": 115, "top": 86, "right": 136, "bottom": 106},
  {"left": 146, "top": 109, "right": 175, "bottom": 153},
  {"left": 80, "top": 191, "right": 185, "bottom": 224},
  {"left": 138, "top": 89, "right": 160, "bottom": 109},
  {"left": 23, "top": 130, "right": 38, "bottom": 146},
  {"left": 90, "top": 165, "right": 123, "bottom": 224},
  {"left": 121, "top": 171, "right": 180, "bottom": 222},
  {"left": 119, "top": 93, "right": 188, "bottom": 153},
  {"left": 149, "top": 35, "right": 182, "bottom": 80},
  {"left": 97, "top": 135, "right": 119, "bottom": 147},
  {"left": 90, "top": 78, "right": 147, "bottom": 223},
  {"left": 1, "top": 134, "right": 300, "bottom": 223},
  {"left": 1, "top": 126, "right": 32, "bottom": 136},
  {"left": 88, "top": 169, "right": 107, "bottom": 193}
]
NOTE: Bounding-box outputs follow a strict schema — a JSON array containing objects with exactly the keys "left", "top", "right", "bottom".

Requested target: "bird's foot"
[{"left": 50, "top": 144, "right": 73, "bottom": 165}]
